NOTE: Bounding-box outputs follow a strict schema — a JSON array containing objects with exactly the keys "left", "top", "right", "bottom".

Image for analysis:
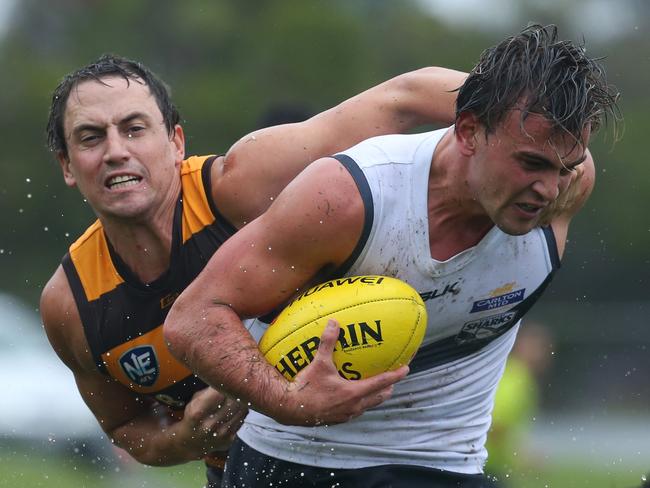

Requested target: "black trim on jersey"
[
  {"left": 542, "top": 225, "right": 561, "bottom": 269},
  {"left": 61, "top": 253, "right": 108, "bottom": 373},
  {"left": 202, "top": 155, "right": 238, "bottom": 238},
  {"left": 408, "top": 270, "right": 557, "bottom": 375},
  {"left": 256, "top": 154, "right": 375, "bottom": 325},
  {"left": 330, "top": 154, "right": 374, "bottom": 277}
]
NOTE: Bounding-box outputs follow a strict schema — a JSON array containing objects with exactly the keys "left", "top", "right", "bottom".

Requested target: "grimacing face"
[
  {"left": 465, "top": 110, "right": 589, "bottom": 236},
  {"left": 57, "top": 76, "right": 185, "bottom": 223}
]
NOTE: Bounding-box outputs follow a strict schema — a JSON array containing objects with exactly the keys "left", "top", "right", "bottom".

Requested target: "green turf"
[
  {"left": 0, "top": 446, "right": 206, "bottom": 488},
  {"left": 0, "top": 446, "right": 646, "bottom": 488},
  {"left": 492, "top": 462, "right": 644, "bottom": 488}
]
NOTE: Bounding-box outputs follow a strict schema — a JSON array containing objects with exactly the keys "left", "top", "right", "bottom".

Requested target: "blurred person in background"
[
  {"left": 485, "top": 321, "right": 554, "bottom": 485},
  {"left": 164, "top": 24, "right": 620, "bottom": 488},
  {"left": 39, "top": 53, "right": 466, "bottom": 487}
]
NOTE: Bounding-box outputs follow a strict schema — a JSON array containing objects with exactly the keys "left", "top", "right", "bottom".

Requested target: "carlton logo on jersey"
[
  {"left": 119, "top": 345, "right": 160, "bottom": 387},
  {"left": 470, "top": 288, "right": 525, "bottom": 313}
]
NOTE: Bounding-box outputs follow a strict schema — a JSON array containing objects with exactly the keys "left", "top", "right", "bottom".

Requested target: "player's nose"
[
  {"left": 531, "top": 172, "right": 560, "bottom": 203},
  {"left": 103, "top": 128, "right": 130, "bottom": 164}
]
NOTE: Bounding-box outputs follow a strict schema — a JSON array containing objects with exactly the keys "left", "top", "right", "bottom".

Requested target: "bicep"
[
  {"left": 40, "top": 267, "right": 151, "bottom": 433},
  {"left": 280, "top": 67, "right": 467, "bottom": 159},
  {"left": 193, "top": 157, "right": 365, "bottom": 318},
  {"left": 213, "top": 67, "right": 467, "bottom": 227},
  {"left": 380, "top": 66, "right": 467, "bottom": 127}
]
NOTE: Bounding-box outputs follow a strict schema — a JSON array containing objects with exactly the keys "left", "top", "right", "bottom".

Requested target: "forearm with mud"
[{"left": 165, "top": 303, "right": 295, "bottom": 424}]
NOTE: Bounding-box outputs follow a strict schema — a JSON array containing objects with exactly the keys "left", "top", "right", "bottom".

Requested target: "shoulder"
[
  {"left": 40, "top": 266, "right": 95, "bottom": 373},
  {"left": 248, "top": 155, "right": 366, "bottom": 270},
  {"left": 549, "top": 150, "right": 596, "bottom": 257},
  {"left": 274, "top": 157, "right": 366, "bottom": 225},
  {"left": 181, "top": 156, "right": 366, "bottom": 319},
  {"left": 180, "top": 155, "right": 217, "bottom": 201}
]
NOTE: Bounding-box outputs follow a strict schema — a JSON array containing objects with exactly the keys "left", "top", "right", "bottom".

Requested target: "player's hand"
[
  {"left": 275, "top": 319, "right": 408, "bottom": 426},
  {"left": 173, "top": 387, "right": 248, "bottom": 455},
  {"left": 538, "top": 164, "right": 585, "bottom": 226}
]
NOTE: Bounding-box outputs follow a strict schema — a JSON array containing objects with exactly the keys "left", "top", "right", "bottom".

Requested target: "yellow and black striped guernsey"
[{"left": 62, "top": 156, "right": 235, "bottom": 410}]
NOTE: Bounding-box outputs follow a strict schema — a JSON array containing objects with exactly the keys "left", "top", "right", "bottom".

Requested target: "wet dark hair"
[
  {"left": 455, "top": 24, "right": 620, "bottom": 143},
  {"left": 46, "top": 53, "right": 180, "bottom": 158}
]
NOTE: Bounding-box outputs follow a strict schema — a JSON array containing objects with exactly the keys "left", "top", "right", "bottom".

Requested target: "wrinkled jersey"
[{"left": 240, "top": 129, "right": 560, "bottom": 474}]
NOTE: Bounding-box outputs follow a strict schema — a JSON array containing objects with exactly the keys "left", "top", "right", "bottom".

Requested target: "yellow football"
[{"left": 259, "top": 275, "right": 427, "bottom": 381}]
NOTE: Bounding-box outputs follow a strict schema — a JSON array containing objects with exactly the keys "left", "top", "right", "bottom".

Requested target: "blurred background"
[{"left": 0, "top": 0, "right": 648, "bottom": 486}]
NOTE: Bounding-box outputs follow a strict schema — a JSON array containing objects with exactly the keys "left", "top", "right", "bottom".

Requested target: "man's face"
[
  {"left": 466, "top": 109, "right": 590, "bottom": 236},
  {"left": 57, "top": 76, "right": 184, "bottom": 222}
]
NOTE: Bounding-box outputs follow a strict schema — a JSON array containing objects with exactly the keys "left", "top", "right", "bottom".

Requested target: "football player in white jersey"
[{"left": 165, "top": 24, "right": 619, "bottom": 487}]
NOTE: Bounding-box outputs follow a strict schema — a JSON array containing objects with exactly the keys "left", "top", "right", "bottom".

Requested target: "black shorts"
[
  {"left": 206, "top": 465, "right": 224, "bottom": 488},
  {"left": 222, "top": 437, "right": 498, "bottom": 488}
]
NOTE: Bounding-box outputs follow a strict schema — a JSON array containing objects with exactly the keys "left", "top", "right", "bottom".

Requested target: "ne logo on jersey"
[
  {"left": 119, "top": 345, "right": 159, "bottom": 387},
  {"left": 470, "top": 288, "right": 525, "bottom": 313},
  {"left": 456, "top": 311, "right": 518, "bottom": 344}
]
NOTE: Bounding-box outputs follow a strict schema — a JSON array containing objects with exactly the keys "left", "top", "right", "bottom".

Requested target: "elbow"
[
  {"left": 105, "top": 427, "right": 167, "bottom": 467},
  {"left": 162, "top": 297, "right": 192, "bottom": 364},
  {"left": 135, "top": 451, "right": 189, "bottom": 467},
  {"left": 121, "top": 448, "right": 177, "bottom": 467},
  {"left": 111, "top": 440, "right": 186, "bottom": 467}
]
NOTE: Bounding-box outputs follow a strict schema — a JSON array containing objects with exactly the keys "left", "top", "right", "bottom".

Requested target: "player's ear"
[
  {"left": 455, "top": 112, "right": 480, "bottom": 157},
  {"left": 171, "top": 125, "right": 185, "bottom": 167},
  {"left": 57, "top": 152, "right": 77, "bottom": 188}
]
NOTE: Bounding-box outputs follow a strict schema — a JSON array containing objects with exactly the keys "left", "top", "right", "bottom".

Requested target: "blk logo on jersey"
[
  {"left": 456, "top": 311, "right": 518, "bottom": 344},
  {"left": 470, "top": 288, "right": 525, "bottom": 313},
  {"left": 419, "top": 281, "right": 460, "bottom": 302},
  {"left": 119, "top": 345, "right": 159, "bottom": 387}
]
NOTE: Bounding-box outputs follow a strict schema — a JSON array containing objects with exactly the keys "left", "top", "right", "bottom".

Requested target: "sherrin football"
[{"left": 259, "top": 275, "right": 427, "bottom": 381}]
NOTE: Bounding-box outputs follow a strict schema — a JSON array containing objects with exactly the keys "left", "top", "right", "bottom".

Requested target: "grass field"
[{"left": 0, "top": 445, "right": 645, "bottom": 488}]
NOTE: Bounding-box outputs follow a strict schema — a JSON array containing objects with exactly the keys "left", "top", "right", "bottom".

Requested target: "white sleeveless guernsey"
[{"left": 239, "top": 128, "right": 560, "bottom": 474}]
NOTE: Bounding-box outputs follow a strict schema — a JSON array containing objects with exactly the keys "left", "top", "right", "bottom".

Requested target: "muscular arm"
[
  {"left": 40, "top": 267, "right": 245, "bottom": 466},
  {"left": 213, "top": 67, "right": 467, "bottom": 227},
  {"left": 165, "top": 158, "right": 408, "bottom": 425}
]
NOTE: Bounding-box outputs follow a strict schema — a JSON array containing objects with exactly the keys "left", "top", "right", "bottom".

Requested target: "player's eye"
[
  {"left": 521, "top": 158, "right": 544, "bottom": 171},
  {"left": 79, "top": 133, "right": 102, "bottom": 145}
]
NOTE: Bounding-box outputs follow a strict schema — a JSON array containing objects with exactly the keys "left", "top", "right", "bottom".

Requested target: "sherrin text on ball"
[{"left": 259, "top": 275, "right": 427, "bottom": 380}]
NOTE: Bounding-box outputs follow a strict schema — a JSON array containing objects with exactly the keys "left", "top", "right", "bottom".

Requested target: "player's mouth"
[
  {"left": 106, "top": 174, "right": 143, "bottom": 190},
  {"left": 514, "top": 202, "right": 544, "bottom": 218}
]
